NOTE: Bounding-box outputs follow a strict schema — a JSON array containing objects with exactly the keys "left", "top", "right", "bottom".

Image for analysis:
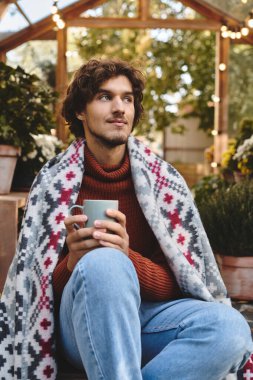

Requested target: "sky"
[{"left": 0, "top": 0, "right": 77, "bottom": 34}]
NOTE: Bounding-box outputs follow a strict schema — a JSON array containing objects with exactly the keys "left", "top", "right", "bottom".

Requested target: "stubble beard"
[{"left": 87, "top": 127, "right": 130, "bottom": 148}]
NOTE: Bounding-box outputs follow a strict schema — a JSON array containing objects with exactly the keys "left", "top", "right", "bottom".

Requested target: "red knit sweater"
[{"left": 52, "top": 147, "right": 182, "bottom": 302}]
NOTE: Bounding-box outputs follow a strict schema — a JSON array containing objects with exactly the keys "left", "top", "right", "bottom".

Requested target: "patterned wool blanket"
[{"left": 0, "top": 136, "right": 248, "bottom": 379}]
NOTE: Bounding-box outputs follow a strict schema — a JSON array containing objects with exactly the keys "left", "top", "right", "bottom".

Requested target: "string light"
[
  {"left": 211, "top": 130, "right": 218, "bottom": 136},
  {"left": 52, "top": 13, "right": 60, "bottom": 22},
  {"left": 230, "top": 31, "right": 236, "bottom": 39},
  {"left": 241, "top": 24, "right": 250, "bottom": 36},
  {"left": 235, "top": 30, "right": 242, "bottom": 39},
  {"left": 220, "top": 12, "right": 253, "bottom": 41},
  {"left": 57, "top": 19, "right": 66, "bottom": 29},
  {"left": 211, "top": 95, "right": 220, "bottom": 103},
  {"left": 221, "top": 29, "right": 230, "bottom": 38},
  {"left": 211, "top": 162, "right": 218, "bottom": 168},
  {"left": 219, "top": 63, "right": 226, "bottom": 71},
  {"left": 248, "top": 12, "right": 253, "bottom": 28},
  {"left": 50, "top": 5, "right": 58, "bottom": 14},
  {"left": 51, "top": 0, "right": 65, "bottom": 30},
  {"left": 220, "top": 25, "right": 228, "bottom": 33}
]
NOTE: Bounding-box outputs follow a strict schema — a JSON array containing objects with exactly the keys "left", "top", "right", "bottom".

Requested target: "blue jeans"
[{"left": 58, "top": 248, "right": 253, "bottom": 380}]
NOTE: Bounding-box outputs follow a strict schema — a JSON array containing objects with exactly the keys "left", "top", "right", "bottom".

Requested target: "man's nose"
[{"left": 112, "top": 97, "right": 125, "bottom": 113}]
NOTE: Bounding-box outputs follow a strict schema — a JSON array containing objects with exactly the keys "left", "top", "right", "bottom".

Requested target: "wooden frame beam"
[
  {"left": 0, "top": 51, "right": 6, "bottom": 62},
  {"left": 56, "top": 28, "right": 68, "bottom": 142},
  {"left": 214, "top": 32, "right": 230, "bottom": 164},
  {"left": 68, "top": 17, "right": 221, "bottom": 30},
  {"left": 139, "top": 0, "right": 149, "bottom": 21}
]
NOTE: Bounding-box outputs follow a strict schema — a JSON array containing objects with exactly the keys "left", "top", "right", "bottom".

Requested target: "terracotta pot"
[
  {"left": 216, "top": 254, "right": 253, "bottom": 301},
  {"left": 0, "top": 145, "right": 21, "bottom": 194}
]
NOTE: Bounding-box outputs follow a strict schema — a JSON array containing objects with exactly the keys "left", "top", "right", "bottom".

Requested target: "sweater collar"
[{"left": 84, "top": 145, "right": 130, "bottom": 182}]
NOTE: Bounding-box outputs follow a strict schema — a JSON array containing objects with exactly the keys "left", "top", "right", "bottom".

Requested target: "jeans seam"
[
  {"left": 77, "top": 263, "right": 105, "bottom": 380},
  {"left": 142, "top": 323, "right": 184, "bottom": 334}
]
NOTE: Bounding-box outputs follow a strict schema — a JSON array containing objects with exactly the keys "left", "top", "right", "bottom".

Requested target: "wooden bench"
[{"left": 0, "top": 192, "right": 28, "bottom": 292}]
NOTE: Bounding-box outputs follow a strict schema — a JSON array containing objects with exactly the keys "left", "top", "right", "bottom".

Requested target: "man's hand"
[
  {"left": 64, "top": 210, "right": 129, "bottom": 272},
  {"left": 64, "top": 214, "right": 104, "bottom": 272},
  {"left": 92, "top": 209, "right": 129, "bottom": 256}
]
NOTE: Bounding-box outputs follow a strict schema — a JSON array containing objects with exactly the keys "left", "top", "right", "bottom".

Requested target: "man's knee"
[
  {"left": 202, "top": 303, "right": 253, "bottom": 363},
  {"left": 74, "top": 247, "right": 140, "bottom": 301}
]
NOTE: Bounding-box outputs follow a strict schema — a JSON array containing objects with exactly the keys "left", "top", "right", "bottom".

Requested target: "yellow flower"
[{"left": 221, "top": 139, "right": 236, "bottom": 169}]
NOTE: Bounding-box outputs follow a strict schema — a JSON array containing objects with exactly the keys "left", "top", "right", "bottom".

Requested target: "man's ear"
[{"left": 76, "top": 112, "right": 86, "bottom": 121}]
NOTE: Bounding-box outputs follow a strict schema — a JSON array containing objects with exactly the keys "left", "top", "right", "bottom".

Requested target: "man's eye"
[
  {"left": 124, "top": 96, "right": 133, "bottom": 103},
  {"left": 99, "top": 94, "right": 110, "bottom": 101}
]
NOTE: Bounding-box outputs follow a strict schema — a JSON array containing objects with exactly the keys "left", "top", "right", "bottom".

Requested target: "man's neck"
[{"left": 86, "top": 141, "right": 127, "bottom": 166}]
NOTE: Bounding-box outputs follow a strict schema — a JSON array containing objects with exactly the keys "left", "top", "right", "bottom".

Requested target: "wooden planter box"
[{"left": 216, "top": 255, "right": 253, "bottom": 301}]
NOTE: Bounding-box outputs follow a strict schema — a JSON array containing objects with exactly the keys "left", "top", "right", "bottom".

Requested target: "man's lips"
[{"left": 107, "top": 118, "right": 127, "bottom": 125}]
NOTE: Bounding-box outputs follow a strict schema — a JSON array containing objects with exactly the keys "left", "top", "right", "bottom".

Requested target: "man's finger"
[
  {"left": 106, "top": 209, "right": 126, "bottom": 226},
  {"left": 64, "top": 215, "right": 87, "bottom": 233}
]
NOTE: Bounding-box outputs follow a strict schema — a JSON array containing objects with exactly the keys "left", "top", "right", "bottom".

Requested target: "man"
[{"left": 0, "top": 59, "right": 252, "bottom": 380}]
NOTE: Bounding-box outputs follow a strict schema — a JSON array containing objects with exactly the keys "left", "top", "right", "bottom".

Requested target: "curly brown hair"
[{"left": 62, "top": 59, "right": 145, "bottom": 138}]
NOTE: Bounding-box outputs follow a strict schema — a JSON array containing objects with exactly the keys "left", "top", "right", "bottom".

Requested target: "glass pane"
[
  {"left": 18, "top": 0, "right": 78, "bottom": 24},
  {"left": 18, "top": 0, "right": 52, "bottom": 23},
  {"left": 150, "top": 0, "right": 203, "bottom": 20},
  {"left": 202, "top": 0, "right": 252, "bottom": 22},
  {"left": 81, "top": 0, "right": 137, "bottom": 18},
  {"left": 0, "top": 0, "right": 84, "bottom": 38},
  {"left": 0, "top": 4, "right": 28, "bottom": 39}
]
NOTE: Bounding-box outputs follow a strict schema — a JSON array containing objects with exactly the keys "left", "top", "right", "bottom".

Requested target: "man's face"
[{"left": 79, "top": 75, "right": 135, "bottom": 148}]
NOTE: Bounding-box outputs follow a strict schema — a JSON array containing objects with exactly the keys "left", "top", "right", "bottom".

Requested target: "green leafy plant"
[
  {"left": 0, "top": 62, "right": 57, "bottom": 156},
  {"left": 192, "top": 174, "right": 229, "bottom": 205},
  {"left": 197, "top": 180, "right": 253, "bottom": 257}
]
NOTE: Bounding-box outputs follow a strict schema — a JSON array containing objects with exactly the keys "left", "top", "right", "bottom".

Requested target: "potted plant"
[
  {"left": 0, "top": 62, "right": 57, "bottom": 193},
  {"left": 12, "top": 133, "right": 64, "bottom": 191},
  {"left": 195, "top": 180, "right": 253, "bottom": 300}
]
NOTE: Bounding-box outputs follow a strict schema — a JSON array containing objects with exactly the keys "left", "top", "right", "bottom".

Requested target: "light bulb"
[
  {"left": 222, "top": 30, "right": 229, "bottom": 38},
  {"left": 211, "top": 130, "right": 218, "bottom": 136},
  {"left": 221, "top": 25, "right": 228, "bottom": 32},
  {"left": 211, "top": 95, "right": 220, "bottom": 103},
  {"left": 211, "top": 162, "right": 218, "bottom": 168},
  {"left": 236, "top": 31, "right": 242, "bottom": 39},
  {"left": 248, "top": 19, "right": 253, "bottom": 28},
  {"left": 52, "top": 13, "right": 60, "bottom": 22},
  {"left": 248, "top": 13, "right": 253, "bottom": 28},
  {"left": 50, "top": 5, "right": 58, "bottom": 14},
  {"left": 241, "top": 26, "right": 249, "bottom": 36},
  {"left": 57, "top": 19, "right": 66, "bottom": 29},
  {"left": 219, "top": 63, "right": 226, "bottom": 71},
  {"left": 230, "top": 31, "right": 236, "bottom": 39}
]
